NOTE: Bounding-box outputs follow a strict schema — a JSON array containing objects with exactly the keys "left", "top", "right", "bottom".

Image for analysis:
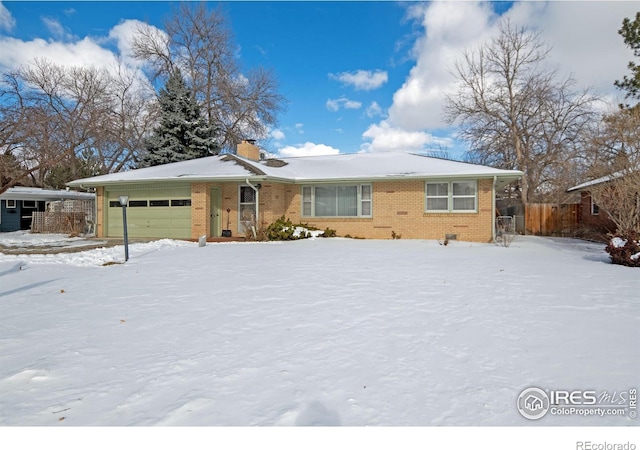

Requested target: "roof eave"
[
  {"left": 67, "top": 175, "right": 269, "bottom": 188},
  {"left": 287, "top": 172, "right": 523, "bottom": 184},
  {"left": 67, "top": 171, "right": 522, "bottom": 188}
]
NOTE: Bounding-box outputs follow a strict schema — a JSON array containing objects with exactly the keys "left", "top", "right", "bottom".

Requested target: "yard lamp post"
[{"left": 118, "top": 195, "right": 129, "bottom": 262}]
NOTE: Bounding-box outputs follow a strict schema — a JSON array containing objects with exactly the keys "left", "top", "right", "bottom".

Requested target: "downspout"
[
  {"left": 245, "top": 179, "right": 260, "bottom": 238},
  {"left": 492, "top": 176, "right": 497, "bottom": 244}
]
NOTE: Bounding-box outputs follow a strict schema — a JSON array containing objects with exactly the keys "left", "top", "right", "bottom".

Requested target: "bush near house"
[
  {"left": 247, "top": 216, "right": 333, "bottom": 241},
  {"left": 605, "top": 232, "right": 640, "bottom": 267}
]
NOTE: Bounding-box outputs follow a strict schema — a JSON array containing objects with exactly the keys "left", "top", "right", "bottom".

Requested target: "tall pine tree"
[
  {"left": 139, "top": 69, "right": 219, "bottom": 167},
  {"left": 615, "top": 11, "right": 640, "bottom": 106}
]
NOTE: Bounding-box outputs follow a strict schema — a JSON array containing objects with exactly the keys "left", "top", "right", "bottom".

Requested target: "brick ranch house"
[
  {"left": 567, "top": 172, "right": 622, "bottom": 235},
  {"left": 67, "top": 141, "right": 522, "bottom": 242}
]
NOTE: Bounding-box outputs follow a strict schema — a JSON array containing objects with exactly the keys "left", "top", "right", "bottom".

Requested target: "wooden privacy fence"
[
  {"left": 31, "top": 199, "right": 95, "bottom": 235},
  {"left": 525, "top": 203, "right": 579, "bottom": 236}
]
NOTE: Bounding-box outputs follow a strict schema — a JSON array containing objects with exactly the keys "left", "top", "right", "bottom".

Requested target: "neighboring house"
[
  {"left": 567, "top": 173, "right": 622, "bottom": 235},
  {"left": 0, "top": 187, "right": 95, "bottom": 232},
  {"left": 67, "top": 141, "right": 522, "bottom": 242}
]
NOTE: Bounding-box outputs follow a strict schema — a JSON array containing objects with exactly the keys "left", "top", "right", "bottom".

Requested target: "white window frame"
[
  {"left": 239, "top": 185, "right": 257, "bottom": 233},
  {"left": 6, "top": 199, "right": 16, "bottom": 209},
  {"left": 425, "top": 180, "right": 478, "bottom": 213},
  {"left": 590, "top": 196, "right": 599, "bottom": 216},
  {"left": 301, "top": 184, "right": 373, "bottom": 218}
]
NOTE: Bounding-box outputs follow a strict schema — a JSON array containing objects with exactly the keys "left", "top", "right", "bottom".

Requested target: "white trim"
[
  {"left": 6, "top": 199, "right": 16, "bottom": 209},
  {"left": 238, "top": 185, "right": 258, "bottom": 234}
]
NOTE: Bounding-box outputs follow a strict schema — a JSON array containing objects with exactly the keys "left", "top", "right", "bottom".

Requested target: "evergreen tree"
[
  {"left": 139, "top": 69, "right": 219, "bottom": 167},
  {"left": 615, "top": 11, "right": 640, "bottom": 105}
]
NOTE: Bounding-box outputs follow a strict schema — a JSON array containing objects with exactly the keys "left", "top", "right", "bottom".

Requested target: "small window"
[
  {"left": 171, "top": 199, "right": 192, "bottom": 207},
  {"left": 452, "top": 181, "right": 476, "bottom": 211},
  {"left": 426, "top": 183, "right": 449, "bottom": 211},
  {"left": 150, "top": 200, "right": 170, "bottom": 207},
  {"left": 129, "top": 200, "right": 148, "bottom": 207},
  {"left": 302, "top": 187, "right": 312, "bottom": 216},
  {"left": 6, "top": 199, "right": 16, "bottom": 209},
  {"left": 426, "top": 181, "right": 477, "bottom": 212},
  {"left": 22, "top": 200, "right": 37, "bottom": 208},
  {"left": 361, "top": 185, "right": 372, "bottom": 216},
  {"left": 109, "top": 201, "right": 121, "bottom": 208},
  {"left": 591, "top": 197, "right": 599, "bottom": 216}
]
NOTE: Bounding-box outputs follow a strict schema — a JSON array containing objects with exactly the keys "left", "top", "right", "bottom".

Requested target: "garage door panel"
[{"left": 105, "top": 185, "right": 191, "bottom": 239}]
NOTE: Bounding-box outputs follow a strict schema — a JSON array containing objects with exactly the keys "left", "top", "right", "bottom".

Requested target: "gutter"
[
  {"left": 67, "top": 176, "right": 269, "bottom": 189},
  {"left": 492, "top": 175, "right": 497, "bottom": 244}
]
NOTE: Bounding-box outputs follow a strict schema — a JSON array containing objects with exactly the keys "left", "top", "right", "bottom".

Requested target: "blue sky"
[{"left": 1, "top": 1, "right": 639, "bottom": 160}]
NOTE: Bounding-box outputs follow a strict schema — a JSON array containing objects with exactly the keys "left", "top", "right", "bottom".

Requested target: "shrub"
[
  {"left": 605, "top": 231, "right": 640, "bottom": 267},
  {"left": 244, "top": 216, "right": 324, "bottom": 241},
  {"left": 321, "top": 228, "right": 336, "bottom": 238}
]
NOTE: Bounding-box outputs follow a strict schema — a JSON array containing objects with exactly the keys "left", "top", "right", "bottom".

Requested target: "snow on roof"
[
  {"left": 567, "top": 171, "right": 625, "bottom": 192},
  {"left": 68, "top": 152, "right": 523, "bottom": 187},
  {"left": 0, "top": 186, "right": 95, "bottom": 201},
  {"left": 67, "top": 155, "right": 257, "bottom": 186},
  {"left": 256, "top": 152, "right": 522, "bottom": 181}
]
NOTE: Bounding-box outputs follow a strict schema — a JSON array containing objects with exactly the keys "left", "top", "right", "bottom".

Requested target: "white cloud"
[
  {"left": 361, "top": 120, "right": 452, "bottom": 153},
  {"left": 366, "top": 101, "right": 383, "bottom": 118},
  {"left": 0, "top": 2, "right": 15, "bottom": 32},
  {"left": 42, "top": 17, "right": 68, "bottom": 39},
  {"left": 295, "top": 123, "right": 304, "bottom": 134},
  {"left": 506, "top": 1, "right": 639, "bottom": 104},
  {"left": 0, "top": 18, "right": 159, "bottom": 94},
  {"left": 279, "top": 142, "right": 341, "bottom": 157},
  {"left": 0, "top": 35, "right": 122, "bottom": 72},
  {"left": 270, "top": 129, "right": 285, "bottom": 141},
  {"left": 107, "top": 19, "right": 161, "bottom": 70},
  {"left": 329, "top": 69, "right": 388, "bottom": 91},
  {"left": 367, "top": 1, "right": 638, "bottom": 157},
  {"left": 388, "top": 1, "right": 497, "bottom": 131},
  {"left": 326, "top": 97, "right": 362, "bottom": 112}
]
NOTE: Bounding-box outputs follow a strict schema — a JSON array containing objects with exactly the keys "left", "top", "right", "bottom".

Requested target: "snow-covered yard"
[{"left": 0, "top": 234, "right": 638, "bottom": 426}]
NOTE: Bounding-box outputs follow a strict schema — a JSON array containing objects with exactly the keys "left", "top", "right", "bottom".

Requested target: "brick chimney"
[{"left": 236, "top": 139, "right": 260, "bottom": 161}]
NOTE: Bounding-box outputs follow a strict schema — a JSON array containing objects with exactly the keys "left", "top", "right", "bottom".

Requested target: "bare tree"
[
  {"left": 444, "top": 20, "right": 598, "bottom": 203},
  {"left": 586, "top": 107, "right": 640, "bottom": 235},
  {"left": 93, "top": 61, "right": 159, "bottom": 172},
  {"left": 131, "top": 2, "right": 286, "bottom": 151},
  {"left": 0, "top": 59, "right": 156, "bottom": 194}
]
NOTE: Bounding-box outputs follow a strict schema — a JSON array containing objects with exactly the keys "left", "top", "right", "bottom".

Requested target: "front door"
[{"left": 210, "top": 187, "right": 221, "bottom": 237}]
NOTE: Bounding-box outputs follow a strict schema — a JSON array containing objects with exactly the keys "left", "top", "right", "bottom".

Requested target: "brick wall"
[
  {"left": 191, "top": 182, "right": 209, "bottom": 239},
  {"left": 579, "top": 191, "right": 616, "bottom": 235},
  {"left": 93, "top": 178, "right": 496, "bottom": 242},
  {"left": 280, "top": 178, "right": 495, "bottom": 242}
]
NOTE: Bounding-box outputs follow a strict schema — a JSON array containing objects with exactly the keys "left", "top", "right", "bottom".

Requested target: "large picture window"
[
  {"left": 426, "top": 181, "right": 477, "bottom": 212},
  {"left": 302, "top": 184, "right": 372, "bottom": 217}
]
